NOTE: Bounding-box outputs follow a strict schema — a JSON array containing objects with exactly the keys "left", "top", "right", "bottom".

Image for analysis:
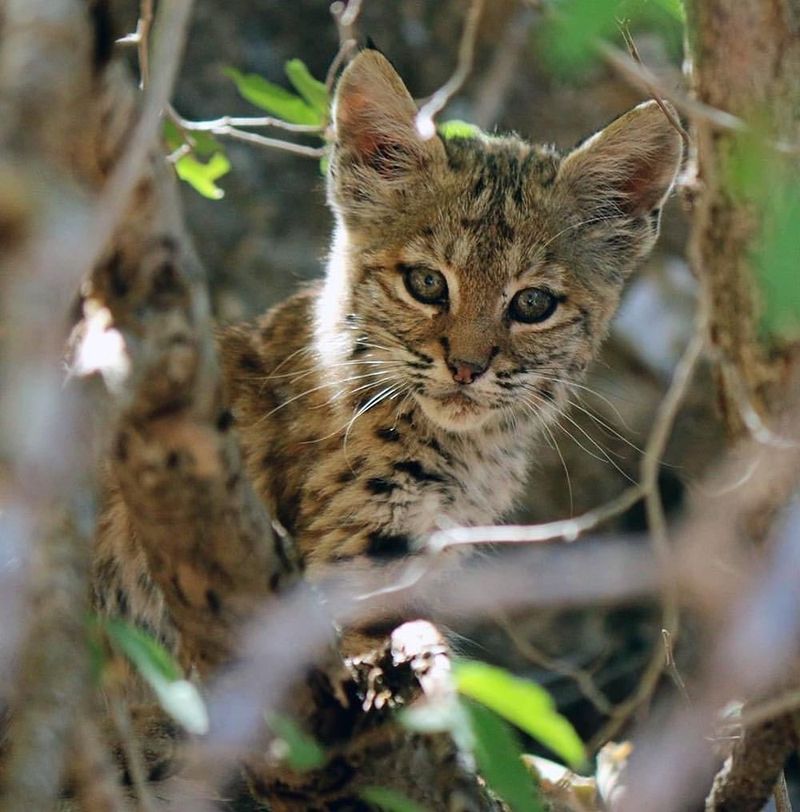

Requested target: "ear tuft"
[
  {"left": 333, "top": 50, "right": 443, "bottom": 178},
  {"left": 558, "top": 100, "right": 683, "bottom": 218}
]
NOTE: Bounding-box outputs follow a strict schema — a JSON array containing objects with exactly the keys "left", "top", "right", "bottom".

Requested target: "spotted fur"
[{"left": 96, "top": 50, "right": 681, "bottom": 653}]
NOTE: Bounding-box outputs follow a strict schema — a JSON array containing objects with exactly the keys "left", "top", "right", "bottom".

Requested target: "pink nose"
[{"left": 450, "top": 360, "right": 486, "bottom": 385}]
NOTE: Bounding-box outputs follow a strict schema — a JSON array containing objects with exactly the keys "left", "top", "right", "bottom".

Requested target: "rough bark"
[
  {"left": 685, "top": 4, "right": 800, "bottom": 806},
  {"left": 705, "top": 711, "right": 800, "bottom": 812},
  {"left": 685, "top": 0, "right": 800, "bottom": 435}
]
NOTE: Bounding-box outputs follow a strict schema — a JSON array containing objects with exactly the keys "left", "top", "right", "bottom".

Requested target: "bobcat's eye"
[
  {"left": 509, "top": 287, "right": 559, "bottom": 324},
  {"left": 402, "top": 265, "right": 448, "bottom": 305}
]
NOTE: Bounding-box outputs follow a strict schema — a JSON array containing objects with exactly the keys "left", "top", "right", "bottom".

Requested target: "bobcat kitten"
[{"left": 96, "top": 50, "right": 681, "bottom": 651}]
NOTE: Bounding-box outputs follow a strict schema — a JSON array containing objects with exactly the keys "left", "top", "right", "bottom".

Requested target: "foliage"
[
  {"left": 727, "top": 129, "right": 800, "bottom": 338},
  {"left": 266, "top": 713, "right": 326, "bottom": 772},
  {"left": 454, "top": 660, "right": 585, "bottom": 769},
  {"left": 95, "top": 617, "right": 209, "bottom": 735},
  {"left": 164, "top": 119, "right": 231, "bottom": 200},
  {"left": 224, "top": 66, "right": 326, "bottom": 127},
  {"left": 437, "top": 119, "right": 482, "bottom": 139},
  {"left": 360, "top": 787, "right": 429, "bottom": 812},
  {"left": 466, "top": 701, "right": 544, "bottom": 812},
  {"left": 401, "top": 659, "right": 586, "bottom": 810},
  {"left": 540, "top": 0, "right": 684, "bottom": 76},
  {"left": 169, "top": 57, "right": 488, "bottom": 194}
]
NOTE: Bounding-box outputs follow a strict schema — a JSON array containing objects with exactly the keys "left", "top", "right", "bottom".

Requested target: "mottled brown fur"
[{"left": 94, "top": 51, "right": 681, "bottom": 655}]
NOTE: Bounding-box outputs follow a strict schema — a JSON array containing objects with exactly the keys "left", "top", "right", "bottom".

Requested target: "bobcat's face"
[{"left": 322, "top": 51, "right": 681, "bottom": 433}]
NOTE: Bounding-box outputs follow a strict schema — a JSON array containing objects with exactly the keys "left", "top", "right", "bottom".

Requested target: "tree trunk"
[
  {"left": 686, "top": 3, "right": 800, "bottom": 808},
  {"left": 685, "top": 0, "right": 800, "bottom": 435}
]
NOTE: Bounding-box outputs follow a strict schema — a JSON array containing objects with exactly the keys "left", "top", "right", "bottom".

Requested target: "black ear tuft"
[{"left": 364, "top": 35, "right": 381, "bottom": 53}]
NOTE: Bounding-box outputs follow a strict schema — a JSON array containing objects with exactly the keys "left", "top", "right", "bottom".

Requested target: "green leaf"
[
  {"left": 189, "top": 130, "right": 224, "bottom": 158},
  {"left": 541, "top": 0, "right": 684, "bottom": 76},
  {"left": 267, "top": 714, "right": 326, "bottom": 772},
  {"left": 104, "top": 619, "right": 209, "bottom": 735},
  {"left": 175, "top": 152, "right": 231, "bottom": 200},
  {"left": 224, "top": 67, "right": 322, "bottom": 126},
  {"left": 541, "top": 0, "right": 618, "bottom": 73},
  {"left": 86, "top": 615, "right": 108, "bottom": 685},
  {"left": 652, "top": 0, "right": 685, "bottom": 21},
  {"left": 437, "top": 119, "right": 481, "bottom": 140},
  {"left": 466, "top": 701, "right": 544, "bottom": 812},
  {"left": 360, "top": 787, "right": 429, "bottom": 812},
  {"left": 400, "top": 696, "right": 474, "bottom": 752},
  {"left": 756, "top": 186, "right": 800, "bottom": 336},
  {"left": 285, "top": 58, "right": 329, "bottom": 118},
  {"left": 163, "top": 118, "right": 183, "bottom": 152},
  {"left": 454, "top": 661, "right": 585, "bottom": 769},
  {"left": 727, "top": 129, "right": 800, "bottom": 338}
]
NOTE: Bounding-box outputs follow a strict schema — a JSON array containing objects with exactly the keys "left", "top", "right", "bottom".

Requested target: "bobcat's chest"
[{"left": 293, "top": 404, "right": 533, "bottom": 568}]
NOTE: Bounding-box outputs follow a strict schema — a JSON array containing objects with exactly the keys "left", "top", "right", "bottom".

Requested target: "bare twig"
[
  {"left": 416, "top": 0, "right": 486, "bottom": 139},
  {"left": 472, "top": 6, "right": 537, "bottom": 129},
  {"left": 601, "top": 43, "right": 800, "bottom": 156},
  {"left": 588, "top": 306, "right": 706, "bottom": 751},
  {"left": 719, "top": 689, "right": 800, "bottom": 733},
  {"left": 170, "top": 109, "right": 324, "bottom": 135},
  {"left": 662, "top": 629, "right": 690, "bottom": 702},
  {"left": 493, "top": 610, "right": 614, "bottom": 715},
  {"left": 618, "top": 24, "right": 692, "bottom": 154},
  {"left": 205, "top": 125, "right": 326, "bottom": 158},
  {"left": 137, "top": 0, "right": 155, "bottom": 88},
  {"left": 325, "top": 38, "right": 357, "bottom": 93},
  {"left": 331, "top": 0, "right": 364, "bottom": 47},
  {"left": 428, "top": 484, "right": 644, "bottom": 551}
]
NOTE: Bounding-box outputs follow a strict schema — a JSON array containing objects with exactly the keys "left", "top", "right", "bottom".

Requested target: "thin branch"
[
  {"left": 170, "top": 109, "right": 324, "bottom": 135},
  {"left": 662, "top": 629, "right": 690, "bottom": 702},
  {"left": 416, "top": 0, "right": 486, "bottom": 139},
  {"left": 600, "top": 43, "right": 800, "bottom": 156},
  {"left": 330, "top": 0, "right": 363, "bottom": 47},
  {"left": 472, "top": 6, "right": 537, "bottom": 130},
  {"left": 589, "top": 306, "right": 706, "bottom": 752},
  {"left": 719, "top": 689, "right": 800, "bottom": 732},
  {"left": 618, "top": 23, "right": 692, "bottom": 155},
  {"left": 209, "top": 125, "right": 326, "bottom": 158},
  {"left": 326, "top": 38, "right": 357, "bottom": 92},
  {"left": 137, "top": 0, "right": 154, "bottom": 88},
  {"left": 493, "top": 609, "right": 614, "bottom": 715},
  {"left": 429, "top": 484, "right": 644, "bottom": 551}
]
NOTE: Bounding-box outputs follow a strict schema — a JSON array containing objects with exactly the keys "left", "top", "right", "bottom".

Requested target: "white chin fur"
[{"left": 414, "top": 392, "right": 498, "bottom": 433}]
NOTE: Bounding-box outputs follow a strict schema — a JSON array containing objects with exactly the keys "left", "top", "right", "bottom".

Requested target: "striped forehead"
[{"left": 423, "top": 137, "right": 560, "bottom": 277}]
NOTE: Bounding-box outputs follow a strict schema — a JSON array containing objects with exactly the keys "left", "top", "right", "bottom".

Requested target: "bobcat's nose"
[{"left": 448, "top": 357, "right": 488, "bottom": 385}]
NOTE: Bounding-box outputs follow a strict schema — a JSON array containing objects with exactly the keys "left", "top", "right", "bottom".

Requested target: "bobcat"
[{"left": 94, "top": 48, "right": 682, "bottom": 656}]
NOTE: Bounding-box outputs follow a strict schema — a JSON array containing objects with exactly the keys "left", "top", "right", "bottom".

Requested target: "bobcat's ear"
[
  {"left": 558, "top": 100, "right": 683, "bottom": 217},
  {"left": 332, "top": 50, "right": 444, "bottom": 177}
]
